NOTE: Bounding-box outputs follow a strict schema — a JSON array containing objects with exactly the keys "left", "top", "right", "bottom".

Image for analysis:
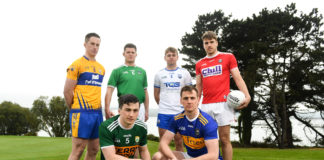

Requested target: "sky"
[{"left": 0, "top": 0, "right": 323, "bottom": 109}]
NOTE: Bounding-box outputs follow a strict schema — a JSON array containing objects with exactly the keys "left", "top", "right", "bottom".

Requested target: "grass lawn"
[{"left": 0, "top": 136, "right": 323, "bottom": 160}]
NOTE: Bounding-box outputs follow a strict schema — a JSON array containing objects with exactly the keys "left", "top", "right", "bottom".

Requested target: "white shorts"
[
  {"left": 201, "top": 102, "right": 235, "bottom": 126},
  {"left": 181, "top": 152, "right": 193, "bottom": 159},
  {"left": 138, "top": 103, "right": 145, "bottom": 122}
]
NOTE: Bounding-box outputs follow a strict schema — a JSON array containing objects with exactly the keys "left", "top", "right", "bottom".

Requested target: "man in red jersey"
[{"left": 196, "top": 31, "right": 251, "bottom": 160}]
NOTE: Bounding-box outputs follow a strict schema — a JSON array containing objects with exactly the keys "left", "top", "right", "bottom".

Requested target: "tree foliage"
[
  {"left": 179, "top": 3, "right": 324, "bottom": 147},
  {"left": 0, "top": 101, "right": 40, "bottom": 135},
  {"left": 31, "top": 96, "right": 70, "bottom": 137}
]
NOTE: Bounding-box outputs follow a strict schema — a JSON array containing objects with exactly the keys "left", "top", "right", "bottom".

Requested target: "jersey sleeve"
[
  {"left": 143, "top": 70, "right": 148, "bottom": 89},
  {"left": 167, "top": 117, "right": 178, "bottom": 134},
  {"left": 154, "top": 72, "right": 161, "bottom": 88},
  {"left": 140, "top": 127, "right": 148, "bottom": 146},
  {"left": 229, "top": 54, "right": 238, "bottom": 70},
  {"left": 66, "top": 60, "right": 80, "bottom": 80},
  {"left": 184, "top": 69, "right": 192, "bottom": 85},
  {"left": 107, "top": 69, "right": 118, "bottom": 87},
  {"left": 203, "top": 119, "right": 218, "bottom": 140},
  {"left": 195, "top": 61, "right": 201, "bottom": 76},
  {"left": 99, "top": 123, "right": 115, "bottom": 148}
]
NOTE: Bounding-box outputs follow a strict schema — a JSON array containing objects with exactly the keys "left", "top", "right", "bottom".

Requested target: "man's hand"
[{"left": 236, "top": 96, "right": 251, "bottom": 110}]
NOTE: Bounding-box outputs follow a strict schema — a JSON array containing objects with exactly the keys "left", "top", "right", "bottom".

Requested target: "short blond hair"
[
  {"left": 165, "top": 47, "right": 178, "bottom": 55},
  {"left": 201, "top": 31, "right": 217, "bottom": 41}
]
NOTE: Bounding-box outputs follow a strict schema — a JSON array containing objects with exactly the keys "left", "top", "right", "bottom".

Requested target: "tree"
[
  {"left": 31, "top": 96, "right": 70, "bottom": 137},
  {"left": 0, "top": 101, "right": 40, "bottom": 135}
]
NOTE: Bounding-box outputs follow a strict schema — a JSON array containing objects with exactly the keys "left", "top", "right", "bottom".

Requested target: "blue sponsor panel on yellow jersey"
[{"left": 168, "top": 109, "right": 218, "bottom": 158}]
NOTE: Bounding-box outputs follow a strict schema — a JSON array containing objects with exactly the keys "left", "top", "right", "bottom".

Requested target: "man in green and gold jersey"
[
  {"left": 105, "top": 43, "right": 149, "bottom": 122},
  {"left": 99, "top": 94, "right": 150, "bottom": 160}
]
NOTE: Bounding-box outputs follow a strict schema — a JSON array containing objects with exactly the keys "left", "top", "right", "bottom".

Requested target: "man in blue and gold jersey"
[
  {"left": 64, "top": 32, "right": 105, "bottom": 160},
  {"left": 152, "top": 85, "right": 219, "bottom": 160}
]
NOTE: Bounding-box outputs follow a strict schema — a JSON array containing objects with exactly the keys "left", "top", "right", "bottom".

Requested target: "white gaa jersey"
[{"left": 154, "top": 67, "right": 192, "bottom": 114}]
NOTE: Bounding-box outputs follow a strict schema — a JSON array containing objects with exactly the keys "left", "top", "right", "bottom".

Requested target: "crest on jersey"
[
  {"left": 135, "top": 136, "right": 140, "bottom": 143},
  {"left": 195, "top": 129, "right": 200, "bottom": 136},
  {"left": 218, "top": 59, "right": 222, "bottom": 63},
  {"left": 178, "top": 74, "right": 182, "bottom": 79}
]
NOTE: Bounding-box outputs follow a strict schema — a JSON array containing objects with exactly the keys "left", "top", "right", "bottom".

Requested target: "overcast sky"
[{"left": 0, "top": 0, "right": 323, "bottom": 109}]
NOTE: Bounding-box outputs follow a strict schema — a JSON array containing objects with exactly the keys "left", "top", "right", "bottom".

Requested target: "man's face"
[
  {"left": 164, "top": 51, "right": 178, "bottom": 66},
  {"left": 84, "top": 37, "right": 101, "bottom": 57},
  {"left": 123, "top": 48, "right": 137, "bottom": 63},
  {"left": 180, "top": 91, "right": 199, "bottom": 113},
  {"left": 119, "top": 102, "right": 140, "bottom": 126},
  {"left": 203, "top": 38, "right": 218, "bottom": 55}
]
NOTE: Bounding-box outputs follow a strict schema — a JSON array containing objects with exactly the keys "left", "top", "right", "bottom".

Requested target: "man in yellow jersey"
[{"left": 64, "top": 33, "right": 105, "bottom": 160}]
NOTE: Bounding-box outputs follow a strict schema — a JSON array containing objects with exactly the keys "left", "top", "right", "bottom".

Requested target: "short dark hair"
[
  {"left": 85, "top": 33, "right": 100, "bottom": 43},
  {"left": 201, "top": 31, "right": 217, "bottom": 41},
  {"left": 165, "top": 47, "right": 178, "bottom": 55},
  {"left": 118, "top": 94, "right": 139, "bottom": 109},
  {"left": 180, "top": 85, "right": 198, "bottom": 97},
  {"left": 124, "top": 43, "right": 137, "bottom": 51}
]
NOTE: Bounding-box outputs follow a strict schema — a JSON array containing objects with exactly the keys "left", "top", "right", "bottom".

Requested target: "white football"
[{"left": 227, "top": 90, "right": 245, "bottom": 109}]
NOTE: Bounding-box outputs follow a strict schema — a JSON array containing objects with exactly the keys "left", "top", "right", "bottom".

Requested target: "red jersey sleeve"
[{"left": 229, "top": 53, "right": 238, "bottom": 70}]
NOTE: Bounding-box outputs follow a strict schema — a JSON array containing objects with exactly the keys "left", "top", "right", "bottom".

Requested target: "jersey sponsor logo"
[
  {"left": 164, "top": 82, "right": 180, "bottom": 88},
  {"left": 92, "top": 74, "right": 99, "bottom": 80},
  {"left": 201, "top": 65, "right": 222, "bottom": 78},
  {"left": 115, "top": 145, "right": 139, "bottom": 158},
  {"left": 182, "top": 136, "right": 205, "bottom": 149}
]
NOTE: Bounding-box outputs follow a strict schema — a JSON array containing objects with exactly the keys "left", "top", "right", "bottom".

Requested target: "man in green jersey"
[
  {"left": 99, "top": 94, "right": 150, "bottom": 160},
  {"left": 105, "top": 43, "right": 149, "bottom": 122}
]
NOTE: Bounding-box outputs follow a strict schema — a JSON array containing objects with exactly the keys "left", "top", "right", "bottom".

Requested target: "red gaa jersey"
[{"left": 196, "top": 52, "right": 238, "bottom": 104}]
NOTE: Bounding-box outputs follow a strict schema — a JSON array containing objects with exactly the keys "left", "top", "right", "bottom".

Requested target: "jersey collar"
[
  {"left": 185, "top": 109, "right": 200, "bottom": 122},
  {"left": 206, "top": 51, "right": 219, "bottom": 59}
]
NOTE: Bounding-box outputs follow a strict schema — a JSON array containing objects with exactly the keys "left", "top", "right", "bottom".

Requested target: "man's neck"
[
  {"left": 118, "top": 117, "right": 133, "bottom": 129},
  {"left": 185, "top": 109, "right": 199, "bottom": 120},
  {"left": 125, "top": 62, "right": 135, "bottom": 66},
  {"left": 166, "top": 64, "right": 177, "bottom": 70},
  {"left": 206, "top": 51, "right": 218, "bottom": 57},
  {"left": 84, "top": 54, "right": 96, "bottom": 61}
]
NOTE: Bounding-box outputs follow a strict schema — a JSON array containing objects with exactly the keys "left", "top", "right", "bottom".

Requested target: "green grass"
[{"left": 0, "top": 136, "right": 323, "bottom": 160}]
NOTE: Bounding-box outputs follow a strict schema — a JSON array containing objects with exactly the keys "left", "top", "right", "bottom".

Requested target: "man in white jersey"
[
  {"left": 196, "top": 31, "right": 251, "bottom": 160},
  {"left": 154, "top": 47, "right": 192, "bottom": 151}
]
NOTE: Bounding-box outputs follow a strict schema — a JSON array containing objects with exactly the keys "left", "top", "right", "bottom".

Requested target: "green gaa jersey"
[
  {"left": 108, "top": 65, "right": 148, "bottom": 103},
  {"left": 99, "top": 115, "right": 147, "bottom": 159}
]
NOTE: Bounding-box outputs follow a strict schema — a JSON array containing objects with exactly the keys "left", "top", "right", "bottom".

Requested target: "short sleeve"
[
  {"left": 195, "top": 61, "right": 201, "bottom": 76},
  {"left": 99, "top": 123, "right": 115, "bottom": 148},
  {"left": 154, "top": 72, "right": 161, "bottom": 88},
  {"left": 229, "top": 54, "right": 238, "bottom": 70},
  {"left": 66, "top": 61, "right": 80, "bottom": 80},
  {"left": 107, "top": 69, "right": 118, "bottom": 87},
  {"left": 167, "top": 116, "right": 178, "bottom": 134},
  {"left": 140, "top": 128, "right": 148, "bottom": 146},
  {"left": 184, "top": 69, "right": 192, "bottom": 85},
  {"left": 203, "top": 118, "right": 218, "bottom": 140},
  {"left": 143, "top": 70, "right": 148, "bottom": 89}
]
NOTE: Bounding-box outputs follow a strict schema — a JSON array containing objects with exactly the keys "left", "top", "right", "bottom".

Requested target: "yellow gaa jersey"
[
  {"left": 168, "top": 109, "right": 218, "bottom": 158},
  {"left": 67, "top": 56, "right": 105, "bottom": 110}
]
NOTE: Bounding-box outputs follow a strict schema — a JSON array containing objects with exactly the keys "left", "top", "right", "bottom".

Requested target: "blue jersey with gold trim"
[
  {"left": 168, "top": 109, "right": 218, "bottom": 157},
  {"left": 66, "top": 56, "right": 105, "bottom": 110}
]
